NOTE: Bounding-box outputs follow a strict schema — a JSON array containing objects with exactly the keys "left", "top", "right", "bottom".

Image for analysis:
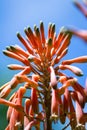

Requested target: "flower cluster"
[{"left": 0, "top": 21, "right": 87, "bottom": 130}]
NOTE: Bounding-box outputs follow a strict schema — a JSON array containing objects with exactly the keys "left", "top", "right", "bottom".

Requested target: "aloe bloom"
[
  {"left": 66, "top": 28, "right": 87, "bottom": 42},
  {"left": 67, "top": 0, "right": 87, "bottom": 43},
  {"left": 73, "top": 0, "right": 87, "bottom": 17},
  {"left": 0, "top": 21, "right": 87, "bottom": 130}
]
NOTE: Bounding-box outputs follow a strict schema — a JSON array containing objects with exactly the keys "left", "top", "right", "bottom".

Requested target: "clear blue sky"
[{"left": 0, "top": 0, "right": 87, "bottom": 129}]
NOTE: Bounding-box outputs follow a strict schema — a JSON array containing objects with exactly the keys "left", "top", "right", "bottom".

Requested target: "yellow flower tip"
[
  {"left": 47, "top": 38, "right": 52, "bottom": 46},
  {"left": 24, "top": 27, "right": 28, "bottom": 35},
  {"left": 16, "top": 32, "right": 21, "bottom": 38},
  {"left": 27, "top": 26, "right": 33, "bottom": 35},
  {"left": 50, "top": 114, "right": 58, "bottom": 122},
  {"left": 48, "top": 23, "right": 52, "bottom": 36},
  {"left": 28, "top": 55, "right": 34, "bottom": 62},
  {"left": 60, "top": 26, "right": 69, "bottom": 33},
  {"left": 77, "top": 71, "right": 83, "bottom": 76},
  {"left": 10, "top": 45, "right": 16, "bottom": 51},
  {"left": 7, "top": 64, "right": 24, "bottom": 70},
  {"left": 6, "top": 46, "right": 11, "bottom": 51},
  {"left": 15, "top": 122, "right": 22, "bottom": 127},
  {"left": 40, "top": 20, "right": 43, "bottom": 25},
  {"left": 48, "top": 22, "right": 52, "bottom": 29},
  {"left": 3, "top": 50, "right": 8, "bottom": 56},
  {"left": 74, "top": 77, "right": 78, "bottom": 82},
  {"left": 34, "top": 25, "right": 40, "bottom": 36},
  {"left": 40, "top": 21, "right": 45, "bottom": 44},
  {"left": 60, "top": 26, "right": 72, "bottom": 39},
  {"left": 33, "top": 24, "right": 37, "bottom": 31},
  {"left": 51, "top": 23, "right": 55, "bottom": 33},
  {"left": 35, "top": 28, "right": 40, "bottom": 36},
  {"left": 72, "top": 66, "right": 84, "bottom": 76},
  {"left": 40, "top": 20, "right": 44, "bottom": 30},
  {"left": 75, "top": 124, "right": 85, "bottom": 130}
]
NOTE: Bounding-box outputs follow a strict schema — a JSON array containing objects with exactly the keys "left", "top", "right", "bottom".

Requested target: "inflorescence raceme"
[{"left": 0, "top": 21, "right": 87, "bottom": 130}]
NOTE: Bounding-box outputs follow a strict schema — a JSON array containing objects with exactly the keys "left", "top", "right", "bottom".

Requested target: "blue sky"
[
  {"left": 0, "top": 0, "right": 87, "bottom": 83},
  {"left": 0, "top": 0, "right": 87, "bottom": 129}
]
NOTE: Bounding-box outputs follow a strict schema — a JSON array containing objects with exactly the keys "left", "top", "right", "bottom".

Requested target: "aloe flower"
[
  {"left": 73, "top": 0, "right": 87, "bottom": 17},
  {"left": 66, "top": 28, "right": 87, "bottom": 42},
  {"left": 0, "top": 21, "right": 87, "bottom": 130},
  {"left": 67, "top": 0, "right": 87, "bottom": 43}
]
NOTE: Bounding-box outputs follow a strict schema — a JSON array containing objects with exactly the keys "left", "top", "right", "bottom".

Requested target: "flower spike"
[{"left": 0, "top": 21, "right": 87, "bottom": 129}]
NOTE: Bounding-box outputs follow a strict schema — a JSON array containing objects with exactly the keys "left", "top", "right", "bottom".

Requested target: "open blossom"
[{"left": 0, "top": 21, "right": 87, "bottom": 130}]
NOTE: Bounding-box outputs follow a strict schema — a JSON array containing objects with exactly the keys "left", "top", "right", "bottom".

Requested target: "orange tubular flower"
[
  {"left": 24, "top": 99, "right": 31, "bottom": 128},
  {"left": 59, "top": 64, "right": 83, "bottom": 76},
  {"left": 49, "top": 66, "right": 57, "bottom": 89},
  {"left": 31, "top": 88, "right": 39, "bottom": 114},
  {"left": 5, "top": 87, "right": 26, "bottom": 130},
  {"left": 73, "top": 0, "right": 87, "bottom": 17},
  {"left": 51, "top": 89, "right": 58, "bottom": 117},
  {"left": 30, "top": 75, "right": 39, "bottom": 114},
  {"left": 68, "top": 92, "right": 76, "bottom": 130},
  {"left": 62, "top": 56, "right": 87, "bottom": 65},
  {"left": 0, "top": 21, "right": 87, "bottom": 130},
  {"left": 72, "top": 91, "right": 84, "bottom": 125},
  {"left": 67, "top": 28, "right": 87, "bottom": 42},
  {"left": 63, "top": 88, "right": 69, "bottom": 118},
  {"left": 59, "top": 78, "right": 77, "bottom": 95}
]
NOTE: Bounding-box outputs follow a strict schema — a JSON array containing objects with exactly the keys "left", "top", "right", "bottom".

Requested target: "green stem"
[{"left": 44, "top": 89, "right": 52, "bottom": 130}]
